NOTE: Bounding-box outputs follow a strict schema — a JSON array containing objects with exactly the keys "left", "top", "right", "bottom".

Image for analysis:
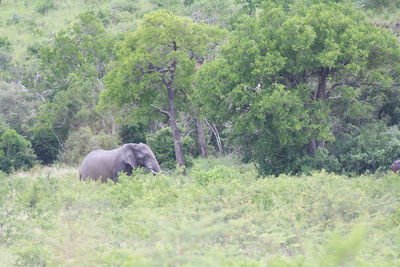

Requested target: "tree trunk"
[
  {"left": 205, "top": 119, "right": 223, "bottom": 155},
  {"left": 308, "top": 68, "right": 329, "bottom": 156},
  {"left": 167, "top": 85, "right": 185, "bottom": 174},
  {"left": 196, "top": 118, "right": 208, "bottom": 158}
]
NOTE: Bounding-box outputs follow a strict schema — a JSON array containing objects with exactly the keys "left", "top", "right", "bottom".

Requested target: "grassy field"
[
  {"left": 0, "top": 156, "right": 399, "bottom": 266},
  {"left": 0, "top": 0, "right": 154, "bottom": 62}
]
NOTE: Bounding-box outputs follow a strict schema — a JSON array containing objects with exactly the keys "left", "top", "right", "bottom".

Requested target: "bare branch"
[{"left": 328, "top": 94, "right": 342, "bottom": 100}]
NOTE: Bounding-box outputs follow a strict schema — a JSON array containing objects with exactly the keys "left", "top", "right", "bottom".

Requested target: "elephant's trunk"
[{"left": 149, "top": 160, "right": 161, "bottom": 175}]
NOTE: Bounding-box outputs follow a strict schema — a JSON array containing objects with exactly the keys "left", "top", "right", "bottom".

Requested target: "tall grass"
[{"left": 0, "top": 157, "right": 399, "bottom": 266}]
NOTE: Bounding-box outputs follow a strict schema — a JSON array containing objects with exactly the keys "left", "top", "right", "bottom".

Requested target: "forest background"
[{"left": 0, "top": 0, "right": 400, "bottom": 175}]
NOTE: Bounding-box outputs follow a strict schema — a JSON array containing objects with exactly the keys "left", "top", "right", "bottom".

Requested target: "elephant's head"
[
  {"left": 392, "top": 160, "right": 400, "bottom": 174},
  {"left": 122, "top": 143, "right": 161, "bottom": 174}
]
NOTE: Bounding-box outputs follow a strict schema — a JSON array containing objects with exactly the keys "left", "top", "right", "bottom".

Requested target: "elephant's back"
[
  {"left": 80, "top": 149, "right": 107, "bottom": 168},
  {"left": 79, "top": 149, "right": 115, "bottom": 181}
]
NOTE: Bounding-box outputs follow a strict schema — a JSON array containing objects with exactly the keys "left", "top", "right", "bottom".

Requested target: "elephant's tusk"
[{"left": 151, "top": 169, "right": 158, "bottom": 175}]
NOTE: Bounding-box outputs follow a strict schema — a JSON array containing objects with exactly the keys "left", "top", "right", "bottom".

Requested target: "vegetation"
[
  {"left": 1, "top": 0, "right": 399, "bottom": 175},
  {"left": 0, "top": 158, "right": 399, "bottom": 265},
  {"left": 1, "top": 0, "right": 400, "bottom": 264}
]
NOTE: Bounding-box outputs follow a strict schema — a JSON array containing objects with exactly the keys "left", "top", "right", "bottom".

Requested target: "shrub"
[
  {"left": 0, "top": 37, "right": 12, "bottom": 70},
  {"left": 6, "top": 13, "right": 23, "bottom": 25},
  {"left": 119, "top": 122, "right": 147, "bottom": 144},
  {"left": 29, "top": 126, "right": 62, "bottom": 165},
  {"left": 333, "top": 124, "right": 400, "bottom": 174},
  {"left": 59, "top": 127, "right": 120, "bottom": 165},
  {"left": 361, "top": 0, "right": 400, "bottom": 9},
  {"left": 0, "top": 122, "right": 37, "bottom": 173},
  {"left": 1, "top": 160, "right": 400, "bottom": 265},
  {"left": 146, "top": 127, "right": 194, "bottom": 169},
  {"left": 34, "top": 0, "right": 56, "bottom": 14},
  {"left": 294, "top": 147, "right": 342, "bottom": 174},
  {"left": 191, "top": 165, "right": 239, "bottom": 186}
]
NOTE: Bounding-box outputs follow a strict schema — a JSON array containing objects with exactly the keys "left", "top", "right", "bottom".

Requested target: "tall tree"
[
  {"left": 258, "top": 2, "right": 400, "bottom": 155},
  {"left": 32, "top": 12, "right": 116, "bottom": 164},
  {"left": 195, "top": 1, "right": 400, "bottom": 174},
  {"left": 101, "top": 10, "right": 226, "bottom": 171}
]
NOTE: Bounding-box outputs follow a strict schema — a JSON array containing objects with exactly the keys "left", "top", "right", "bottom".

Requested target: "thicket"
[
  {"left": 0, "top": 158, "right": 399, "bottom": 265},
  {"left": 0, "top": 118, "right": 36, "bottom": 173},
  {"left": 0, "top": 0, "right": 400, "bottom": 175}
]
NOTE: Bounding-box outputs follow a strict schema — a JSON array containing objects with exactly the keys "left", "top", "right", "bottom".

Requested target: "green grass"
[
  {"left": 0, "top": 157, "right": 399, "bottom": 266},
  {"left": 0, "top": 0, "right": 155, "bottom": 62}
]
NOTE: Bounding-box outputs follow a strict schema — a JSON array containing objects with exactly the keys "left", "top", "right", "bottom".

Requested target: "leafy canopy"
[
  {"left": 101, "top": 10, "right": 227, "bottom": 120},
  {"left": 195, "top": 1, "right": 400, "bottom": 175}
]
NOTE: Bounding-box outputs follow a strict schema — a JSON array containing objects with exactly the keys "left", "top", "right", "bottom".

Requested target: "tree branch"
[
  {"left": 328, "top": 94, "right": 342, "bottom": 100},
  {"left": 326, "top": 80, "right": 386, "bottom": 98},
  {"left": 150, "top": 104, "right": 170, "bottom": 118}
]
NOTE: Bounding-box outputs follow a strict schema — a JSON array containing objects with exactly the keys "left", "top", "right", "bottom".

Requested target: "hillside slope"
[
  {"left": 0, "top": 0, "right": 155, "bottom": 61},
  {"left": 0, "top": 157, "right": 399, "bottom": 266},
  {"left": 2, "top": 0, "right": 399, "bottom": 62}
]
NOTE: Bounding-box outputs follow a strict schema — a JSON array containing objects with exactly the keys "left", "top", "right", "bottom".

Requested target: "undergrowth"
[{"left": 0, "top": 157, "right": 399, "bottom": 266}]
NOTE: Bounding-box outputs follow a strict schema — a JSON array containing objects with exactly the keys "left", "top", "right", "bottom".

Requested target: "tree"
[
  {"left": 101, "top": 10, "right": 226, "bottom": 172},
  {"left": 0, "top": 81, "right": 38, "bottom": 133},
  {"left": 31, "top": 12, "right": 116, "bottom": 163},
  {"left": 266, "top": 2, "right": 400, "bottom": 155},
  {"left": 195, "top": 1, "right": 400, "bottom": 174}
]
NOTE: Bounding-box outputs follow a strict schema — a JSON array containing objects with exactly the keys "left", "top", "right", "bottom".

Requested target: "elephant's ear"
[{"left": 122, "top": 144, "right": 138, "bottom": 169}]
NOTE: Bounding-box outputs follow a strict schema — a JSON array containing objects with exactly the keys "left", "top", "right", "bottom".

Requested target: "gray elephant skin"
[
  {"left": 392, "top": 160, "right": 400, "bottom": 173},
  {"left": 79, "top": 143, "right": 160, "bottom": 183}
]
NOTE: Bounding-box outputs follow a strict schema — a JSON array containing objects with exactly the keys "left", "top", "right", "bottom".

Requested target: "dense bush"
[
  {"left": 0, "top": 37, "right": 12, "bottom": 70},
  {"left": 0, "top": 120, "right": 37, "bottom": 173},
  {"left": 119, "top": 122, "right": 147, "bottom": 144},
  {"left": 30, "top": 126, "right": 64, "bottom": 165},
  {"left": 333, "top": 124, "right": 400, "bottom": 174},
  {"left": 34, "top": 0, "right": 56, "bottom": 14},
  {"left": 360, "top": 0, "right": 400, "bottom": 8},
  {"left": 59, "top": 127, "right": 121, "bottom": 165},
  {"left": 0, "top": 158, "right": 400, "bottom": 265},
  {"left": 146, "top": 127, "right": 195, "bottom": 169},
  {"left": 294, "top": 147, "right": 342, "bottom": 174}
]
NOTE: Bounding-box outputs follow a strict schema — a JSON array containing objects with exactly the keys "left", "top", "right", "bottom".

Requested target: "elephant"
[
  {"left": 392, "top": 160, "right": 400, "bottom": 174},
  {"left": 79, "top": 143, "right": 160, "bottom": 183}
]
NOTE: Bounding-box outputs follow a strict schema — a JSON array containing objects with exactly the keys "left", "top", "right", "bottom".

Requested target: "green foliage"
[
  {"left": 39, "top": 11, "right": 113, "bottom": 95},
  {"left": 333, "top": 124, "right": 400, "bottom": 174},
  {"left": 146, "top": 127, "right": 194, "bottom": 169},
  {"left": 59, "top": 127, "right": 121, "bottom": 166},
  {"left": 195, "top": 1, "right": 400, "bottom": 175},
  {"left": 0, "top": 36, "right": 12, "bottom": 70},
  {"left": 34, "top": 0, "right": 56, "bottom": 14},
  {"left": 0, "top": 120, "right": 37, "bottom": 173},
  {"left": 360, "top": 0, "right": 400, "bottom": 9},
  {"left": 6, "top": 13, "right": 23, "bottom": 25},
  {"left": 1, "top": 0, "right": 400, "bottom": 180},
  {"left": 181, "top": 0, "right": 241, "bottom": 29},
  {"left": 102, "top": 10, "right": 227, "bottom": 168},
  {"left": 295, "top": 147, "right": 343, "bottom": 174},
  {"left": 192, "top": 164, "right": 242, "bottom": 186},
  {"left": 119, "top": 122, "right": 147, "bottom": 144},
  {"left": 1, "top": 159, "right": 400, "bottom": 265},
  {"left": 102, "top": 9, "right": 227, "bottom": 112},
  {"left": 29, "top": 126, "right": 62, "bottom": 165},
  {"left": 0, "top": 81, "right": 38, "bottom": 133},
  {"left": 30, "top": 11, "right": 118, "bottom": 164}
]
